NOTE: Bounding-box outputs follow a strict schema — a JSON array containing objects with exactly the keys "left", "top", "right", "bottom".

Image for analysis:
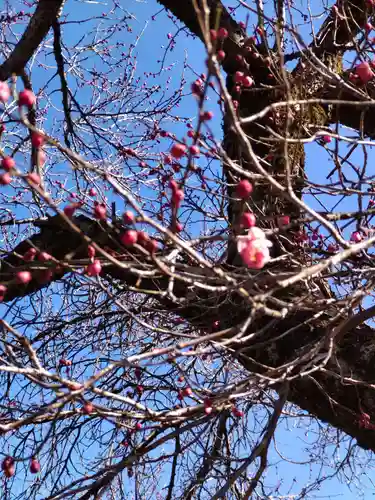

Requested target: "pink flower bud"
[
  {"left": 18, "top": 89, "right": 36, "bottom": 108},
  {"left": 278, "top": 215, "right": 290, "bottom": 226},
  {"left": 171, "top": 189, "right": 184, "bottom": 208},
  {"left": 1, "top": 456, "right": 14, "bottom": 471},
  {"left": 163, "top": 154, "right": 172, "bottom": 165},
  {"left": 38, "top": 252, "right": 52, "bottom": 262},
  {"left": 201, "top": 110, "right": 213, "bottom": 121},
  {"left": 350, "top": 231, "right": 362, "bottom": 243},
  {"left": 183, "top": 387, "right": 193, "bottom": 397},
  {"left": 356, "top": 61, "right": 373, "bottom": 84},
  {"left": 204, "top": 398, "right": 212, "bottom": 408},
  {"left": 31, "top": 132, "right": 44, "bottom": 148},
  {"left": 68, "top": 382, "right": 82, "bottom": 391},
  {"left": 240, "top": 212, "right": 256, "bottom": 228},
  {"left": 64, "top": 204, "right": 77, "bottom": 218},
  {"left": 0, "top": 284, "right": 7, "bottom": 301},
  {"left": 2, "top": 456, "right": 15, "bottom": 477},
  {"left": 16, "top": 271, "right": 32, "bottom": 284},
  {"left": 217, "top": 50, "right": 225, "bottom": 62},
  {"left": 217, "top": 27, "right": 228, "bottom": 39},
  {"left": 121, "top": 230, "right": 138, "bottom": 246},
  {"left": 212, "top": 320, "right": 220, "bottom": 330},
  {"left": 0, "top": 173, "right": 11, "bottom": 185},
  {"left": 1, "top": 157, "right": 15, "bottom": 171},
  {"left": 191, "top": 79, "right": 203, "bottom": 96},
  {"left": 242, "top": 76, "right": 254, "bottom": 87},
  {"left": 231, "top": 406, "right": 244, "bottom": 417},
  {"left": 3, "top": 464, "right": 15, "bottom": 478},
  {"left": 169, "top": 179, "right": 179, "bottom": 191},
  {"left": 30, "top": 459, "right": 40, "bottom": 474},
  {"left": 82, "top": 402, "right": 94, "bottom": 414},
  {"left": 94, "top": 203, "right": 106, "bottom": 220},
  {"left": 0, "top": 81, "right": 10, "bottom": 104},
  {"left": 123, "top": 211, "right": 135, "bottom": 224},
  {"left": 236, "top": 179, "right": 253, "bottom": 198},
  {"left": 146, "top": 238, "right": 158, "bottom": 254},
  {"left": 87, "top": 245, "right": 96, "bottom": 259},
  {"left": 234, "top": 71, "right": 244, "bottom": 83},
  {"left": 59, "top": 359, "right": 72, "bottom": 367},
  {"left": 86, "top": 260, "right": 102, "bottom": 277},
  {"left": 189, "top": 145, "right": 200, "bottom": 156},
  {"left": 137, "top": 231, "right": 150, "bottom": 245},
  {"left": 210, "top": 29, "right": 217, "bottom": 41},
  {"left": 171, "top": 143, "right": 186, "bottom": 159}
]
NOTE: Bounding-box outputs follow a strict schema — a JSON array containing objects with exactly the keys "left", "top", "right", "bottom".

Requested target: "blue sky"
[
  {"left": 87, "top": 1, "right": 375, "bottom": 497},
  {"left": 1, "top": 0, "right": 375, "bottom": 497},
  {"left": 107, "top": 1, "right": 375, "bottom": 498}
]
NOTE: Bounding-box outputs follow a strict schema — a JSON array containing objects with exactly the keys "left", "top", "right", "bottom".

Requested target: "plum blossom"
[
  {"left": 356, "top": 62, "right": 373, "bottom": 84},
  {"left": 237, "top": 227, "right": 272, "bottom": 269},
  {"left": 350, "top": 231, "right": 362, "bottom": 243}
]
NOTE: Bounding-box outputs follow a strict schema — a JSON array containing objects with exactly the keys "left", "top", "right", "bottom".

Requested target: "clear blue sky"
[
  {"left": 123, "top": 2, "right": 375, "bottom": 498},
  {"left": 1, "top": 0, "right": 375, "bottom": 498},
  {"left": 108, "top": 2, "right": 375, "bottom": 497}
]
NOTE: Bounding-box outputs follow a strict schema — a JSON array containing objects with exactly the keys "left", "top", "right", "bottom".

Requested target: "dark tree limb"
[
  {"left": 2, "top": 218, "right": 375, "bottom": 454},
  {"left": 314, "top": 0, "right": 367, "bottom": 57},
  {"left": 165, "top": 434, "right": 181, "bottom": 500},
  {"left": 212, "top": 386, "right": 288, "bottom": 500},
  {"left": 0, "top": 0, "right": 65, "bottom": 81},
  {"left": 323, "top": 81, "right": 375, "bottom": 137},
  {"left": 52, "top": 20, "right": 74, "bottom": 149},
  {"left": 296, "top": 0, "right": 375, "bottom": 135},
  {"left": 182, "top": 412, "right": 229, "bottom": 499},
  {"left": 156, "top": 0, "right": 246, "bottom": 74}
]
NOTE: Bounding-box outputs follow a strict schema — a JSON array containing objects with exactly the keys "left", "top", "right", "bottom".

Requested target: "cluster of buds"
[{"left": 358, "top": 412, "right": 375, "bottom": 429}]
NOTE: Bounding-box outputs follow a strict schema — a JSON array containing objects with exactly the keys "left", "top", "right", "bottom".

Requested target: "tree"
[{"left": 0, "top": 0, "right": 375, "bottom": 497}]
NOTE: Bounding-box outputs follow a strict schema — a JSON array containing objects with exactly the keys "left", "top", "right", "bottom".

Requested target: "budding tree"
[{"left": 0, "top": 0, "right": 375, "bottom": 498}]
